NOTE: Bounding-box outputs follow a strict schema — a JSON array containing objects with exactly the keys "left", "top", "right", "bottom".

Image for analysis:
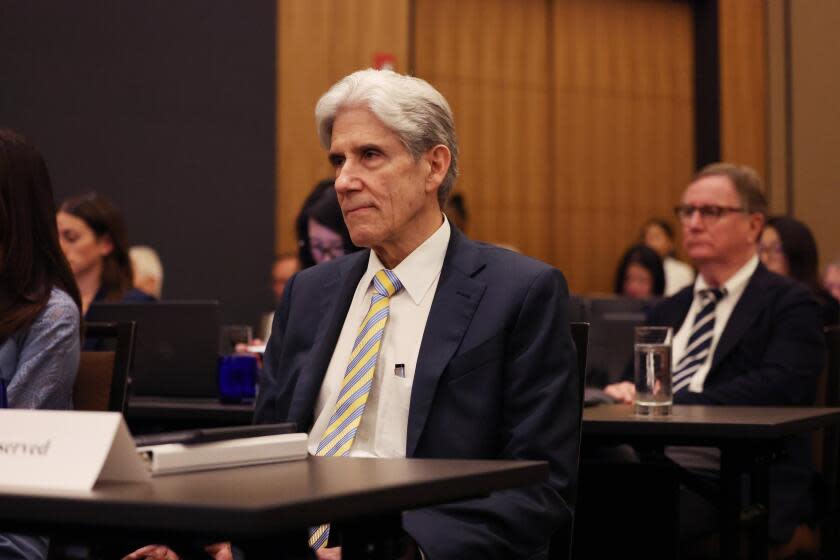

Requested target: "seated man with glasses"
[{"left": 605, "top": 163, "right": 825, "bottom": 552}]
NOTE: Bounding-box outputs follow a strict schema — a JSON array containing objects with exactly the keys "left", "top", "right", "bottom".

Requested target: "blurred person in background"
[
  {"left": 296, "top": 179, "right": 359, "bottom": 269},
  {"left": 129, "top": 245, "right": 164, "bottom": 300},
  {"left": 444, "top": 191, "right": 469, "bottom": 233},
  {"left": 641, "top": 217, "right": 694, "bottom": 295},
  {"left": 760, "top": 216, "right": 839, "bottom": 326},
  {"left": 0, "top": 128, "right": 82, "bottom": 559},
  {"left": 57, "top": 192, "right": 154, "bottom": 318},
  {"left": 606, "top": 163, "right": 824, "bottom": 555},
  {"left": 271, "top": 253, "right": 299, "bottom": 304},
  {"left": 824, "top": 259, "right": 840, "bottom": 304},
  {"left": 251, "top": 182, "right": 358, "bottom": 346},
  {"left": 613, "top": 244, "right": 665, "bottom": 299},
  {"left": 256, "top": 253, "right": 301, "bottom": 341}
]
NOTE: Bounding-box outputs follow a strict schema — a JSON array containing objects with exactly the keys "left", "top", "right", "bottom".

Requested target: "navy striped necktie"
[{"left": 672, "top": 287, "right": 727, "bottom": 394}]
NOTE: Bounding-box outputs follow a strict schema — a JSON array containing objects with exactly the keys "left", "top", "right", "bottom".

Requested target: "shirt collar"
[
  {"left": 362, "top": 215, "right": 451, "bottom": 305},
  {"left": 694, "top": 254, "right": 759, "bottom": 297}
]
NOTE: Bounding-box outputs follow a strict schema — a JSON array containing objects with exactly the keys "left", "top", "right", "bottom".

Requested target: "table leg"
[
  {"left": 719, "top": 448, "right": 741, "bottom": 560},
  {"left": 334, "top": 513, "right": 405, "bottom": 560},
  {"left": 749, "top": 455, "right": 770, "bottom": 560}
]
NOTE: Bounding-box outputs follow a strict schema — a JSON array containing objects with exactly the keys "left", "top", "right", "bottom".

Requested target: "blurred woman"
[
  {"left": 824, "top": 260, "right": 840, "bottom": 304},
  {"left": 760, "top": 216, "right": 839, "bottom": 325},
  {"left": 614, "top": 244, "right": 665, "bottom": 299},
  {"left": 295, "top": 179, "right": 359, "bottom": 268},
  {"left": 0, "top": 129, "right": 82, "bottom": 559},
  {"left": 57, "top": 192, "right": 154, "bottom": 317},
  {"left": 641, "top": 218, "right": 694, "bottom": 295}
]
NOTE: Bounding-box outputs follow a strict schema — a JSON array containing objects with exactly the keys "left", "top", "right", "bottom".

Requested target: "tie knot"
[
  {"left": 373, "top": 269, "right": 402, "bottom": 297},
  {"left": 699, "top": 287, "right": 726, "bottom": 303}
]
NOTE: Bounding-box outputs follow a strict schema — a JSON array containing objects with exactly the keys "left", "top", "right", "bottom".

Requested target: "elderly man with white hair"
[
  {"left": 255, "top": 68, "right": 579, "bottom": 560},
  {"left": 126, "top": 69, "right": 578, "bottom": 560}
]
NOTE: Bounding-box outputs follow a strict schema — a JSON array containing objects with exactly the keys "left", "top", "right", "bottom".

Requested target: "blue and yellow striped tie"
[{"left": 309, "top": 268, "right": 403, "bottom": 550}]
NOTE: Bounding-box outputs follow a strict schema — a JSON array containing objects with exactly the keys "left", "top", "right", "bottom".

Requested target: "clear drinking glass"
[{"left": 634, "top": 326, "right": 673, "bottom": 416}]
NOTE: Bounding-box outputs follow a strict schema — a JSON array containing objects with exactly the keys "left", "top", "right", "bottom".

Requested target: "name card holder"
[{"left": 0, "top": 409, "right": 149, "bottom": 491}]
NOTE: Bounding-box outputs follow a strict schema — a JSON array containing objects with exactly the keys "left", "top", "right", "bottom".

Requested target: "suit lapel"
[
  {"left": 288, "top": 252, "right": 369, "bottom": 426},
  {"left": 658, "top": 288, "right": 694, "bottom": 332},
  {"left": 406, "top": 230, "right": 486, "bottom": 457},
  {"left": 709, "top": 265, "right": 769, "bottom": 372}
]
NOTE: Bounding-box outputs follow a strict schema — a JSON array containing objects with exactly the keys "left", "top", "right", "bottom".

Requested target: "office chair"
[
  {"left": 818, "top": 325, "right": 840, "bottom": 555},
  {"left": 73, "top": 321, "right": 136, "bottom": 413},
  {"left": 549, "top": 321, "right": 589, "bottom": 560}
]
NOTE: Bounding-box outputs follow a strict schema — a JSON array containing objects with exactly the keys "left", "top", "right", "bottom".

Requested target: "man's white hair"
[
  {"left": 314, "top": 69, "right": 459, "bottom": 207},
  {"left": 129, "top": 245, "right": 163, "bottom": 298}
]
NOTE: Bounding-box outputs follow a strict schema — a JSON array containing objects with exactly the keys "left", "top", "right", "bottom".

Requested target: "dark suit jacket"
[
  {"left": 255, "top": 228, "right": 580, "bottom": 559},
  {"left": 623, "top": 263, "right": 824, "bottom": 406}
]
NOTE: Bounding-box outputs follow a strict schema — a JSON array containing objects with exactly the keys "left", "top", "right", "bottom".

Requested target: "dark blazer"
[
  {"left": 255, "top": 228, "right": 580, "bottom": 559},
  {"left": 623, "top": 262, "right": 824, "bottom": 406}
]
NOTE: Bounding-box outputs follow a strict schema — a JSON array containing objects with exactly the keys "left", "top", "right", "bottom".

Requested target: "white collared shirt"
[
  {"left": 672, "top": 254, "right": 759, "bottom": 392},
  {"left": 307, "top": 217, "right": 451, "bottom": 457}
]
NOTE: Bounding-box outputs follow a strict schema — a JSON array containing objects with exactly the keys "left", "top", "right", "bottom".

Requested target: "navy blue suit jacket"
[
  {"left": 623, "top": 263, "right": 824, "bottom": 406},
  {"left": 255, "top": 229, "right": 580, "bottom": 559}
]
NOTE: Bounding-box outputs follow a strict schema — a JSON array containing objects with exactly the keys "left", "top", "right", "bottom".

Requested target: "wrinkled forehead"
[
  {"left": 682, "top": 174, "right": 741, "bottom": 206},
  {"left": 330, "top": 106, "right": 400, "bottom": 147}
]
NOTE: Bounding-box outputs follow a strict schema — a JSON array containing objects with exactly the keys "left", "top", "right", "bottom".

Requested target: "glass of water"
[{"left": 634, "top": 326, "right": 673, "bottom": 416}]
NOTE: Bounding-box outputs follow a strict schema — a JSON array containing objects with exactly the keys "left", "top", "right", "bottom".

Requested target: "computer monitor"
[
  {"left": 86, "top": 301, "right": 221, "bottom": 398},
  {"left": 586, "top": 297, "right": 657, "bottom": 386}
]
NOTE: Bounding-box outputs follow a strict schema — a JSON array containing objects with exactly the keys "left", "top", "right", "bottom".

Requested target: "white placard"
[{"left": 0, "top": 409, "right": 149, "bottom": 491}]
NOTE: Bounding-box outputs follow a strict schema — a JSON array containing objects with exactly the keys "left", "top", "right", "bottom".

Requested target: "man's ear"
[
  {"left": 423, "top": 145, "right": 451, "bottom": 195},
  {"left": 748, "top": 214, "right": 765, "bottom": 244}
]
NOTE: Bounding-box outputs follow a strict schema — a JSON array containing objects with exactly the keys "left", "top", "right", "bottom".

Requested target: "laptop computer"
[
  {"left": 87, "top": 301, "right": 221, "bottom": 398},
  {"left": 586, "top": 297, "right": 656, "bottom": 387}
]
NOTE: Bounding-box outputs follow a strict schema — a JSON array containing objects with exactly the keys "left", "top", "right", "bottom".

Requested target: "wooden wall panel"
[
  {"left": 414, "top": 0, "right": 552, "bottom": 260},
  {"left": 765, "top": 0, "right": 789, "bottom": 214},
  {"left": 789, "top": 1, "right": 840, "bottom": 266},
  {"left": 552, "top": 0, "right": 694, "bottom": 293},
  {"left": 276, "top": 0, "right": 409, "bottom": 253},
  {"left": 277, "top": 0, "right": 696, "bottom": 295},
  {"left": 719, "top": 0, "right": 767, "bottom": 181}
]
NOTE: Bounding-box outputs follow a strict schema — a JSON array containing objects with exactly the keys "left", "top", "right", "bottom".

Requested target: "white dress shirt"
[
  {"left": 671, "top": 255, "right": 759, "bottom": 392},
  {"left": 307, "top": 217, "right": 451, "bottom": 457}
]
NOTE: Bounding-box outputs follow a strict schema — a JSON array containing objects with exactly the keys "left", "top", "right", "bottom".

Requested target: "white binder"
[{"left": 136, "top": 432, "right": 309, "bottom": 476}]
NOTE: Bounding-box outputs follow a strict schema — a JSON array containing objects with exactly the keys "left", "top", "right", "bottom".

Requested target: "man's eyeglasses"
[{"left": 673, "top": 204, "right": 747, "bottom": 224}]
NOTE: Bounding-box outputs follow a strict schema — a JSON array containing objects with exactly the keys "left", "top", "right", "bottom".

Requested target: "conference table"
[
  {"left": 0, "top": 456, "right": 546, "bottom": 559},
  {"left": 582, "top": 404, "right": 840, "bottom": 560}
]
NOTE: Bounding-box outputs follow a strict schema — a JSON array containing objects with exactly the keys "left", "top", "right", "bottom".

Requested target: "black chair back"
[
  {"left": 549, "top": 321, "right": 589, "bottom": 560},
  {"left": 820, "top": 326, "right": 840, "bottom": 555},
  {"left": 77, "top": 321, "right": 136, "bottom": 413}
]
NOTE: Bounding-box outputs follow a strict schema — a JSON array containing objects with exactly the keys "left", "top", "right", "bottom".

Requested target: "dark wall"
[{"left": 0, "top": 1, "right": 276, "bottom": 327}]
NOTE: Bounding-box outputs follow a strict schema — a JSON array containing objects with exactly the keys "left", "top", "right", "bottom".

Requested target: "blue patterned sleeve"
[
  {"left": 0, "top": 290, "right": 80, "bottom": 560},
  {"left": 7, "top": 289, "right": 80, "bottom": 410}
]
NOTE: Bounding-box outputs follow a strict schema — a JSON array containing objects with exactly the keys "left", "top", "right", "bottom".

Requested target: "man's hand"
[
  {"left": 603, "top": 381, "right": 635, "bottom": 403},
  {"left": 204, "top": 542, "right": 234, "bottom": 560},
  {"left": 122, "top": 545, "right": 179, "bottom": 560},
  {"left": 122, "top": 542, "right": 232, "bottom": 560},
  {"left": 315, "top": 546, "right": 341, "bottom": 560}
]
